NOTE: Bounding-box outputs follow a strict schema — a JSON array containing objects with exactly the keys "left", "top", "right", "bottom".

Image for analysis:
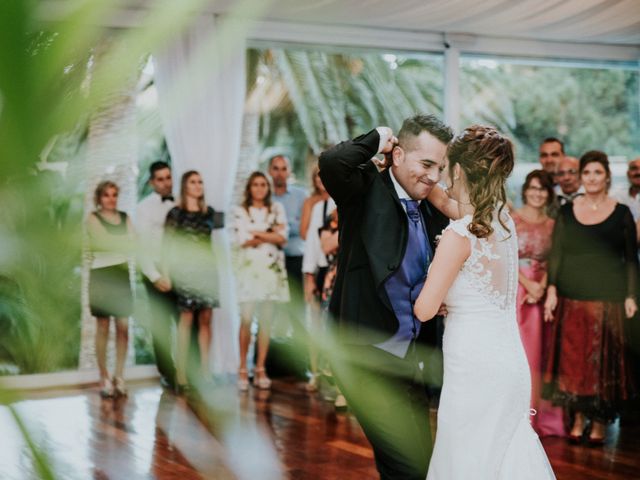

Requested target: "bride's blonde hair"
[{"left": 448, "top": 125, "right": 514, "bottom": 238}]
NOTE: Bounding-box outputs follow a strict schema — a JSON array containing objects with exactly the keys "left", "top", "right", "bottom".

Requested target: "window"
[
  {"left": 460, "top": 56, "right": 640, "bottom": 194},
  {"left": 243, "top": 46, "right": 445, "bottom": 183}
]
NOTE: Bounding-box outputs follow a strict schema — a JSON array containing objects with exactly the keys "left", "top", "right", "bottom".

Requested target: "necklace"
[{"left": 585, "top": 197, "right": 604, "bottom": 211}]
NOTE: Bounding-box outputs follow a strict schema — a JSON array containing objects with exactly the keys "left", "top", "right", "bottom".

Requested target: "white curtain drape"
[{"left": 153, "top": 14, "right": 246, "bottom": 375}]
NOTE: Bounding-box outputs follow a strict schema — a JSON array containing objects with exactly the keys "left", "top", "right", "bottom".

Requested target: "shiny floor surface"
[{"left": 1, "top": 380, "right": 638, "bottom": 479}]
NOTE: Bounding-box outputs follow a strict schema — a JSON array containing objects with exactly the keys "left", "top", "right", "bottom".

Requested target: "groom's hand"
[
  {"left": 437, "top": 303, "right": 448, "bottom": 316},
  {"left": 375, "top": 126, "right": 398, "bottom": 169}
]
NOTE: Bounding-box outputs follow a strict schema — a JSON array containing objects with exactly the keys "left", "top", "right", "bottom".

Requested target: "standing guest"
[
  {"left": 301, "top": 169, "right": 335, "bottom": 392},
  {"left": 300, "top": 165, "right": 329, "bottom": 240},
  {"left": 319, "top": 208, "right": 339, "bottom": 310},
  {"left": 318, "top": 208, "right": 347, "bottom": 409},
  {"left": 136, "top": 161, "right": 177, "bottom": 389},
  {"left": 555, "top": 156, "right": 583, "bottom": 205},
  {"left": 269, "top": 155, "right": 308, "bottom": 336},
  {"left": 538, "top": 137, "right": 565, "bottom": 179},
  {"left": 605, "top": 156, "right": 640, "bottom": 421},
  {"left": 544, "top": 151, "right": 638, "bottom": 446},
  {"left": 87, "top": 181, "right": 134, "bottom": 398},
  {"left": 163, "top": 171, "right": 220, "bottom": 393},
  {"left": 512, "top": 170, "right": 565, "bottom": 437},
  {"left": 232, "top": 172, "right": 290, "bottom": 391},
  {"left": 612, "top": 157, "right": 640, "bottom": 222}
]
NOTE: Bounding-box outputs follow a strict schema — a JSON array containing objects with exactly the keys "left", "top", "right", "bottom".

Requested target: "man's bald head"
[
  {"left": 627, "top": 157, "right": 640, "bottom": 190},
  {"left": 556, "top": 156, "right": 580, "bottom": 195}
]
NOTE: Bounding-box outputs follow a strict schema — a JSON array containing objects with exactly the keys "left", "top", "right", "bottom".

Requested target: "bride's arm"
[
  {"left": 413, "top": 229, "right": 470, "bottom": 321},
  {"left": 427, "top": 184, "right": 461, "bottom": 220}
]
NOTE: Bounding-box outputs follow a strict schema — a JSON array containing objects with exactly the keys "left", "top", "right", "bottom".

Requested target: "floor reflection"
[
  {"left": 1, "top": 384, "right": 236, "bottom": 479},
  {"left": 2, "top": 380, "right": 638, "bottom": 479}
]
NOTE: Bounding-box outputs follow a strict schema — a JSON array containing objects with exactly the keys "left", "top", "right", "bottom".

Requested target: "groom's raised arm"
[{"left": 319, "top": 128, "right": 388, "bottom": 206}]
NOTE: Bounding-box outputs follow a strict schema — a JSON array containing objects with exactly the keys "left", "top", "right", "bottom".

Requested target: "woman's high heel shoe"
[
  {"left": 567, "top": 433, "right": 583, "bottom": 444},
  {"left": 587, "top": 435, "right": 606, "bottom": 447},
  {"left": 568, "top": 422, "right": 586, "bottom": 444},
  {"left": 175, "top": 383, "right": 192, "bottom": 395},
  {"left": 99, "top": 378, "right": 114, "bottom": 398},
  {"left": 237, "top": 368, "right": 249, "bottom": 392},
  {"left": 587, "top": 423, "right": 606, "bottom": 447},
  {"left": 253, "top": 367, "right": 272, "bottom": 390},
  {"left": 305, "top": 373, "right": 318, "bottom": 392},
  {"left": 113, "top": 377, "right": 127, "bottom": 397}
]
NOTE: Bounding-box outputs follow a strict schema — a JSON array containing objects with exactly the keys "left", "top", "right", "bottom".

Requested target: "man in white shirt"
[
  {"left": 136, "top": 161, "right": 176, "bottom": 388},
  {"left": 612, "top": 157, "right": 640, "bottom": 222},
  {"left": 612, "top": 156, "right": 640, "bottom": 424}
]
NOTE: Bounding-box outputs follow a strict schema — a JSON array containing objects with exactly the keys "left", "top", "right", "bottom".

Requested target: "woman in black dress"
[
  {"left": 544, "top": 151, "right": 638, "bottom": 445},
  {"left": 87, "top": 180, "right": 134, "bottom": 397},
  {"left": 164, "top": 170, "right": 220, "bottom": 392}
]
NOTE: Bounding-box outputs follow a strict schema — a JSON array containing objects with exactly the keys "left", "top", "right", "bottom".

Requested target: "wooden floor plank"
[{"left": 1, "top": 379, "right": 638, "bottom": 479}]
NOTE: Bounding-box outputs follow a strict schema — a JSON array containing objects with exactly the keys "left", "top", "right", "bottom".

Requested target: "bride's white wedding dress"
[{"left": 426, "top": 214, "right": 555, "bottom": 479}]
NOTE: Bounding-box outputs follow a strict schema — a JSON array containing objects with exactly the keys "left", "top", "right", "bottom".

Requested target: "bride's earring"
[{"left": 453, "top": 164, "right": 461, "bottom": 181}]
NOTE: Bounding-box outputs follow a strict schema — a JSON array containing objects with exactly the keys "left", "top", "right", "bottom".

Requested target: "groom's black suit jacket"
[{"left": 319, "top": 129, "right": 448, "bottom": 349}]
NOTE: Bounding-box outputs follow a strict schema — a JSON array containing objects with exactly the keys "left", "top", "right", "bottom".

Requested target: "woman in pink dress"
[{"left": 513, "top": 169, "right": 566, "bottom": 437}]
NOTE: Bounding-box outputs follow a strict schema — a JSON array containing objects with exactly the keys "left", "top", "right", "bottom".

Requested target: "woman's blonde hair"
[
  {"left": 310, "top": 164, "right": 323, "bottom": 196},
  {"left": 179, "top": 170, "right": 207, "bottom": 213},
  {"left": 93, "top": 180, "right": 119, "bottom": 209},
  {"left": 448, "top": 125, "right": 514, "bottom": 238}
]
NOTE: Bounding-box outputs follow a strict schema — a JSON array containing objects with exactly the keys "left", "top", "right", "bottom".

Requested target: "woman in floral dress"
[{"left": 232, "top": 171, "right": 289, "bottom": 390}]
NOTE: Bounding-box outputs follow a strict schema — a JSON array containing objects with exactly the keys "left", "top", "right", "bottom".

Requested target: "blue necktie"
[
  {"left": 401, "top": 199, "right": 430, "bottom": 270},
  {"left": 376, "top": 199, "right": 433, "bottom": 357}
]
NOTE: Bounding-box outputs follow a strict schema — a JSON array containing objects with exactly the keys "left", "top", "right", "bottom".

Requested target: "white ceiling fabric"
[{"left": 214, "top": 0, "right": 640, "bottom": 46}]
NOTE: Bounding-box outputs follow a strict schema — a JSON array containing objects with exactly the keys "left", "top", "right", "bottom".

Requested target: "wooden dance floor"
[{"left": 1, "top": 379, "right": 638, "bottom": 479}]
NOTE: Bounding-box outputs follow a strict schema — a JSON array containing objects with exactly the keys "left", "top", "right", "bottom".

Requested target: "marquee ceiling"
[{"left": 216, "top": 0, "right": 640, "bottom": 46}]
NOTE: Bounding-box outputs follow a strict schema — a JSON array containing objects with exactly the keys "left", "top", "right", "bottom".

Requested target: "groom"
[{"left": 319, "top": 114, "right": 453, "bottom": 479}]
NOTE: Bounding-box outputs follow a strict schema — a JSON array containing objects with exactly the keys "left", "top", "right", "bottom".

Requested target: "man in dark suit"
[{"left": 319, "top": 114, "right": 453, "bottom": 480}]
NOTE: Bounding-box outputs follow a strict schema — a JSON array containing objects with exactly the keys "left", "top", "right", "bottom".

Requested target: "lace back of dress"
[{"left": 449, "top": 212, "right": 518, "bottom": 311}]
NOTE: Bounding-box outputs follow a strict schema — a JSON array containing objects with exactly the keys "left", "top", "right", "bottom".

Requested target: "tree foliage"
[
  {"left": 247, "top": 49, "right": 639, "bottom": 180},
  {"left": 461, "top": 59, "right": 639, "bottom": 163},
  {"left": 246, "top": 48, "right": 444, "bottom": 178}
]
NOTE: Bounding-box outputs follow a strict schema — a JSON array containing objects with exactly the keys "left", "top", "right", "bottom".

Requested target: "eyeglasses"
[{"left": 555, "top": 169, "right": 578, "bottom": 177}]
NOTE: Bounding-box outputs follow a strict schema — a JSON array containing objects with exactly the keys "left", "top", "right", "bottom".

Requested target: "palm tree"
[{"left": 238, "top": 47, "right": 445, "bottom": 186}]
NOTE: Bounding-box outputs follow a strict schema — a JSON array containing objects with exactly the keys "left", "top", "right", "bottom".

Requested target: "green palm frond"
[{"left": 273, "top": 49, "right": 323, "bottom": 154}]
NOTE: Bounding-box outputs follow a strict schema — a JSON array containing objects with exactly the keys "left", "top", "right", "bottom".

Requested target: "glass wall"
[
  {"left": 3, "top": 40, "right": 639, "bottom": 376},
  {"left": 241, "top": 46, "right": 445, "bottom": 188},
  {"left": 459, "top": 55, "right": 640, "bottom": 196}
]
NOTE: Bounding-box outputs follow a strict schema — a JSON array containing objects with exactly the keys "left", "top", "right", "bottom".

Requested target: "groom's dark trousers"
[
  {"left": 319, "top": 129, "right": 447, "bottom": 480},
  {"left": 332, "top": 341, "right": 433, "bottom": 479}
]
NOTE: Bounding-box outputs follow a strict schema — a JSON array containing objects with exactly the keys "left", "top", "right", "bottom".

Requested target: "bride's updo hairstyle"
[{"left": 448, "top": 125, "right": 515, "bottom": 238}]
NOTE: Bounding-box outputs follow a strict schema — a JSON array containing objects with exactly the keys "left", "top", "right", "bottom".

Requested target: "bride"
[{"left": 414, "top": 126, "right": 556, "bottom": 479}]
